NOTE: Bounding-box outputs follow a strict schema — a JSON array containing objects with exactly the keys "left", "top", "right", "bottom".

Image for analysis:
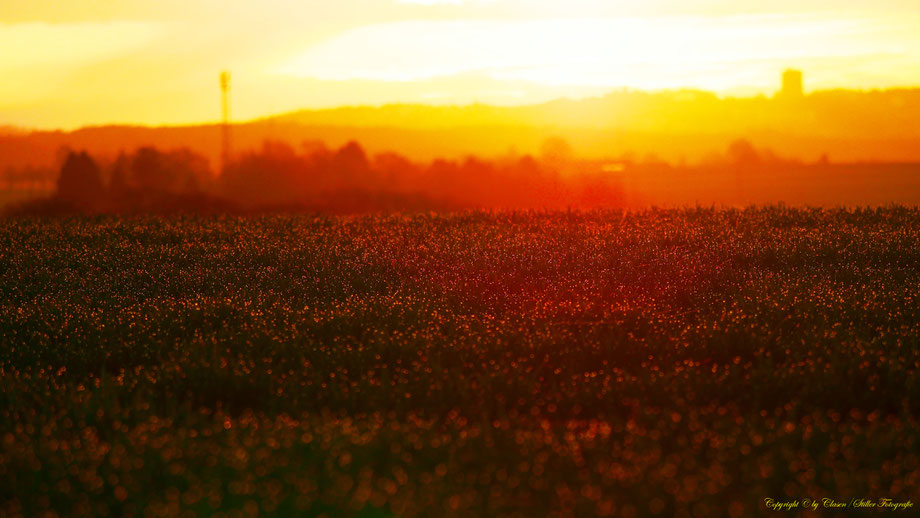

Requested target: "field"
[{"left": 2, "top": 208, "right": 920, "bottom": 517}]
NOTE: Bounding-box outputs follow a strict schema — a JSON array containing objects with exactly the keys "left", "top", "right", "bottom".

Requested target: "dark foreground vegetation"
[{"left": 2, "top": 207, "right": 920, "bottom": 517}]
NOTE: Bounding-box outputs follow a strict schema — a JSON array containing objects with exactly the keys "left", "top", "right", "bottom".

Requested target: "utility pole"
[{"left": 220, "top": 71, "right": 231, "bottom": 173}]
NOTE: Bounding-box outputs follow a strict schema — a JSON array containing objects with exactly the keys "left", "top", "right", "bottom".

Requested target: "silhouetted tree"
[
  {"left": 163, "top": 148, "right": 211, "bottom": 193},
  {"left": 132, "top": 147, "right": 170, "bottom": 193},
  {"left": 219, "top": 140, "right": 309, "bottom": 206},
  {"left": 109, "top": 152, "right": 131, "bottom": 197},
  {"left": 130, "top": 146, "right": 211, "bottom": 195},
  {"left": 728, "top": 139, "right": 760, "bottom": 167},
  {"left": 374, "top": 152, "right": 419, "bottom": 190},
  {"left": 335, "top": 141, "right": 368, "bottom": 169},
  {"left": 57, "top": 151, "right": 104, "bottom": 207},
  {"left": 333, "top": 141, "right": 370, "bottom": 185}
]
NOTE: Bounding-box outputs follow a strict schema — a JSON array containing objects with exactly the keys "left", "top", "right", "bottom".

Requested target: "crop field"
[{"left": 2, "top": 208, "right": 920, "bottom": 517}]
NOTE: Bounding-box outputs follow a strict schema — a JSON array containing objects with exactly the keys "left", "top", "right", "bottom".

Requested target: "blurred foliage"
[{"left": 1, "top": 207, "right": 920, "bottom": 517}]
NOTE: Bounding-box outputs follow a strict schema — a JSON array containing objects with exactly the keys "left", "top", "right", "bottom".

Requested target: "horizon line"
[{"left": 6, "top": 82, "right": 920, "bottom": 134}]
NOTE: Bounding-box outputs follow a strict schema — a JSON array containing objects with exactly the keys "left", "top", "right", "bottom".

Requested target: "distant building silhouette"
[{"left": 779, "top": 69, "right": 804, "bottom": 99}]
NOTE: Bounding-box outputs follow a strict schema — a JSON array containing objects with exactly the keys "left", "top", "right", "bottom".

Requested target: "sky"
[{"left": 1, "top": 0, "right": 919, "bottom": 129}]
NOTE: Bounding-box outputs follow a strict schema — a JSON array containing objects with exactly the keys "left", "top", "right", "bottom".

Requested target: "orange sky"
[{"left": 2, "top": 0, "right": 919, "bottom": 129}]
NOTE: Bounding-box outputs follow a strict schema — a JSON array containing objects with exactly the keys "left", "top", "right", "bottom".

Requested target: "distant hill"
[
  {"left": 3, "top": 88, "right": 920, "bottom": 173},
  {"left": 274, "top": 88, "right": 920, "bottom": 139}
]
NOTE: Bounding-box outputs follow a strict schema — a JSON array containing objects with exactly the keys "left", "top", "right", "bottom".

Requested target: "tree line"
[{"left": 46, "top": 140, "right": 626, "bottom": 213}]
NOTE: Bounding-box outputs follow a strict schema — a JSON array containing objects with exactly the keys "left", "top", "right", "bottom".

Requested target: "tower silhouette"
[
  {"left": 780, "top": 69, "right": 803, "bottom": 99},
  {"left": 220, "top": 71, "right": 231, "bottom": 172}
]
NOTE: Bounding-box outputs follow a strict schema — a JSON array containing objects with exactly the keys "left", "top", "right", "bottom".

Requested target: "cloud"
[
  {"left": 278, "top": 15, "right": 914, "bottom": 91},
  {"left": 0, "top": 21, "right": 163, "bottom": 69}
]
